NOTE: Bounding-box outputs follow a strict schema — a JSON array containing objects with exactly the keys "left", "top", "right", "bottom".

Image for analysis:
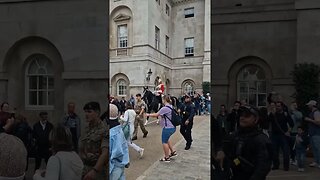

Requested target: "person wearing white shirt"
[{"left": 120, "top": 102, "right": 144, "bottom": 158}]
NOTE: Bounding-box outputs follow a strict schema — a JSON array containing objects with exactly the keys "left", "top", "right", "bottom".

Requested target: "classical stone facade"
[
  {"left": 110, "top": 0, "right": 211, "bottom": 98},
  {"left": 212, "top": 0, "right": 320, "bottom": 112},
  {"left": 0, "top": 0, "right": 108, "bottom": 128}
]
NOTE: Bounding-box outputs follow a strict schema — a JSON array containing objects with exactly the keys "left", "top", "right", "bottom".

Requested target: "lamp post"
[{"left": 146, "top": 68, "right": 152, "bottom": 82}]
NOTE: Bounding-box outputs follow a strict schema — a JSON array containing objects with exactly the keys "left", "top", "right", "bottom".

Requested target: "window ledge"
[{"left": 25, "top": 105, "right": 54, "bottom": 111}]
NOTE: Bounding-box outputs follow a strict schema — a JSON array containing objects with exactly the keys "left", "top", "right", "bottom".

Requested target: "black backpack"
[{"left": 163, "top": 106, "right": 182, "bottom": 127}]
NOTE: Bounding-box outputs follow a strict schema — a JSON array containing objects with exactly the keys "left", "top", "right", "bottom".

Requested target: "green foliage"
[
  {"left": 292, "top": 63, "right": 320, "bottom": 114},
  {"left": 202, "top": 81, "right": 210, "bottom": 94}
]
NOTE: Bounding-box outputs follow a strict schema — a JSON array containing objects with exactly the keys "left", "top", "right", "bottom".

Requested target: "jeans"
[
  {"left": 296, "top": 148, "right": 306, "bottom": 168},
  {"left": 310, "top": 135, "right": 320, "bottom": 164},
  {"left": 110, "top": 166, "right": 125, "bottom": 180},
  {"left": 271, "top": 134, "right": 290, "bottom": 169}
]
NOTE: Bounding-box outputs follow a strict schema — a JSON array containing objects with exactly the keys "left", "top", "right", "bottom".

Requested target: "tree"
[
  {"left": 202, "top": 81, "right": 210, "bottom": 94},
  {"left": 292, "top": 63, "right": 320, "bottom": 115}
]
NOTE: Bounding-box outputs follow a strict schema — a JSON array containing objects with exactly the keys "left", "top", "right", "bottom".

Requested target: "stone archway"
[
  {"left": 111, "top": 73, "right": 130, "bottom": 98},
  {"left": 3, "top": 36, "right": 64, "bottom": 122},
  {"left": 228, "top": 56, "right": 273, "bottom": 107}
]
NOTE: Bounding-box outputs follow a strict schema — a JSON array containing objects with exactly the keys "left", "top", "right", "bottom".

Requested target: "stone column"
[{"left": 203, "top": 0, "right": 211, "bottom": 83}]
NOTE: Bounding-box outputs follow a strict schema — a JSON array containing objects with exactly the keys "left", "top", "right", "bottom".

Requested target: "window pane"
[
  {"left": 257, "top": 81, "right": 266, "bottom": 93},
  {"left": 38, "top": 76, "right": 47, "bottom": 90},
  {"left": 48, "top": 77, "right": 54, "bottom": 89},
  {"left": 258, "top": 94, "right": 267, "bottom": 107},
  {"left": 185, "top": 38, "right": 194, "bottom": 48},
  {"left": 48, "top": 91, "right": 54, "bottom": 105},
  {"left": 118, "top": 25, "right": 127, "bottom": 37},
  {"left": 248, "top": 93, "right": 257, "bottom": 106},
  {"left": 29, "top": 91, "right": 37, "bottom": 105},
  {"left": 29, "top": 76, "right": 37, "bottom": 89},
  {"left": 39, "top": 91, "right": 47, "bottom": 105}
]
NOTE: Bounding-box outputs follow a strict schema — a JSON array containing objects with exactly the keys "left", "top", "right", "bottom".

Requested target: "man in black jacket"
[
  {"left": 33, "top": 111, "right": 53, "bottom": 171},
  {"left": 269, "top": 101, "right": 294, "bottom": 171},
  {"left": 217, "top": 105, "right": 272, "bottom": 180},
  {"left": 178, "top": 94, "right": 195, "bottom": 150},
  {"left": 227, "top": 101, "right": 241, "bottom": 133}
]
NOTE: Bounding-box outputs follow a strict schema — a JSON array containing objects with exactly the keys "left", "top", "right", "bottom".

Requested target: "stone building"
[
  {"left": 0, "top": 0, "right": 108, "bottom": 126},
  {"left": 110, "top": 0, "right": 211, "bottom": 98},
  {"left": 212, "top": 0, "right": 320, "bottom": 111}
]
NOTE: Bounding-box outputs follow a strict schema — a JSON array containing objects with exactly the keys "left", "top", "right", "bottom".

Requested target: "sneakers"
[
  {"left": 309, "top": 162, "right": 318, "bottom": 167},
  {"left": 144, "top": 120, "right": 148, "bottom": 126},
  {"left": 143, "top": 131, "right": 148, "bottom": 138},
  {"left": 298, "top": 168, "right": 305, "bottom": 172},
  {"left": 160, "top": 157, "right": 170, "bottom": 162},
  {"left": 139, "top": 148, "right": 144, "bottom": 158},
  {"left": 291, "top": 160, "right": 297, "bottom": 166}
]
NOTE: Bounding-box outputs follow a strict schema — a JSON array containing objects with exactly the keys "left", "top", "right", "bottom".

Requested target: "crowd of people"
[
  {"left": 0, "top": 101, "right": 107, "bottom": 180},
  {"left": 213, "top": 92, "right": 320, "bottom": 180},
  {"left": 107, "top": 89, "right": 210, "bottom": 179}
]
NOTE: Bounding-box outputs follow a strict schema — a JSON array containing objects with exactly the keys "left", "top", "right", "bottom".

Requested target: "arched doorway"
[{"left": 111, "top": 73, "right": 130, "bottom": 98}]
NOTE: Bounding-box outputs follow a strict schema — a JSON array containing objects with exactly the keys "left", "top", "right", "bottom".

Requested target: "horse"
[{"left": 142, "top": 87, "right": 162, "bottom": 121}]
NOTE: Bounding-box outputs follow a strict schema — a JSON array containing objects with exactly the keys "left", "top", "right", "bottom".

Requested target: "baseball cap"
[
  {"left": 239, "top": 105, "right": 259, "bottom": 117},
  {"left": 306, "top": 100, "right": 317, "bottom": 106}
]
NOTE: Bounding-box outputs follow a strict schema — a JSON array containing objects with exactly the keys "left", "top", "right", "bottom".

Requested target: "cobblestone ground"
[{"left": 137, "top": 116, "right": 211, "bottom": 180}]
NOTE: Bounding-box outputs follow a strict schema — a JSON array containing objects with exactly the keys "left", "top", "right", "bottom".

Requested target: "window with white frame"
[
  {"left": 237, "top": 65, "right": 267, "bottom": 107},
  {"left": 165, "top": 35, "right": 169, "bottom": 55},
  {"left": 183, "top": 81, "right": 194, "bottom": 96},
  {"left": 185, "top": 38, "right": 194, "bottom": 56},
  {"left": 166, "top": 4, "right": 170, "bottom": 16},
  {"left": 117, "top": 79, "right": 127, "bottom": 96},
  {"left": 184, "top": 7, "right": 194, "bottom": 18},
  {"left": 155, "top": 26, "right": 160, "bottom": 50},
  {"left": 26, "top": 54, "right": 54, "bottom": 107},
  {"left": 118, "top": 24, "right": 128, "bottom": 48}
]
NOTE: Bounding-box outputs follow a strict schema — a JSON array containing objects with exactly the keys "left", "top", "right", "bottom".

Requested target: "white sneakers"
[
  {"left": 290, "top": 160, "right": 297, "bottom": 166},
  {"left": 309, "top": 162, "right": 318, "bottom": 167},
  {"left": 139, "top": 148, "right": 144, "bottom": 158}
]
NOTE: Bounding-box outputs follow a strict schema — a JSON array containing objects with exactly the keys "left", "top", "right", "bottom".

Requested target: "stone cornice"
[{"left": 171, "top": 0, "right": 199, "bottom": 6}]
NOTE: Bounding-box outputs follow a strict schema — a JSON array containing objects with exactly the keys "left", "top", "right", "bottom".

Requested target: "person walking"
[
  {"left": 178, "top": 94, "right": 195, "bottom": 150},
  {"left": 108, "top": 104, "right": 129, "bottom": 180},
  {"left": 146, "top": 95, "right": 178, "bottom": 162},
  {"left": 132, "top": 94, "right": 148, "bottom": 140},
  {"left": 269, "top": 101, "right": 294, "bottom": 171},
  {"left": 216, "top": 105, "right": 272, "bottom": 180},
  {"left": 304, "top": 100, "right": 320, "bottom": 168},
  {"left": 33, "top": 112, "right": 54, "bottom": 172},
  {"left": 62, "top": 102, "right": 81, "bottom": 152},
  {"left": 120, "top": 102, "right": 144, "bottom": 158},
  {"left": 79, "top": 102, "right": 107, "bottom": 180},
  {"left": 33, "top": 124, "right": 84, "bottom": 180}
]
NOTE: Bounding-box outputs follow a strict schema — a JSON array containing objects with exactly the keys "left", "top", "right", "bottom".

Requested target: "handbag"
[{"left": 122, "top": 118, "right": 130, "bottom": 140}]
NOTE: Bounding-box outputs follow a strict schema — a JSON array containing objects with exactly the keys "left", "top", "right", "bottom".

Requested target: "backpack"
[
  {"left": 163, "top": 106, "right": 182, "bottom": 127},
  {"left": 122, "top": 120, "right": 130, "bottom": 140}
]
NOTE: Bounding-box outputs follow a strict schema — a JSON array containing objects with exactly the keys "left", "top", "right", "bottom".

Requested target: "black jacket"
[
  {"left": 33, "top": 121, "right": 53, "bottom": 148},
  {"left": 269, "top": 111, "right": 294, "bottom": 135},
  {"left": 179, "top": 102, "right": 195, "bottom": 123},
  {"left": 224, "top": 128, "right": 272, "bottom": 180},
  {"left": 227, "top": 110, "right": 240, "bottom": 132},
  {"left": 13, "top": 122, "right": 32, "bottom": 147}
]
